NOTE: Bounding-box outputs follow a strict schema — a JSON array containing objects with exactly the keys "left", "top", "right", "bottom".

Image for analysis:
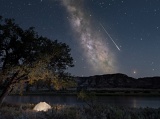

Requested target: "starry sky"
[{"left": 0, "top": 0, "right": 160, "bottom": 78}]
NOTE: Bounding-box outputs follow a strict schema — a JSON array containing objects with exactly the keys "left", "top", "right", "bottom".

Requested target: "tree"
[{"left": 0, "top": 16, "right": 75, "bottom": 105}]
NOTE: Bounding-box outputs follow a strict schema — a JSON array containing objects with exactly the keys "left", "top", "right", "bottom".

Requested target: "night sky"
[{"left": 0, "top": 0, "right": 160, "bottom": 78}]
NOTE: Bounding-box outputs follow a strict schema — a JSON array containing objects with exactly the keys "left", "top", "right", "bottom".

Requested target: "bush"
[{"left": 0, "top": 103, "right": 160, "bottom": 119}]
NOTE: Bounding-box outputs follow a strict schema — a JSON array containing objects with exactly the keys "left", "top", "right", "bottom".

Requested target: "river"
[{"left": 4, "top": 95, "right": 160, "bottom": 108}]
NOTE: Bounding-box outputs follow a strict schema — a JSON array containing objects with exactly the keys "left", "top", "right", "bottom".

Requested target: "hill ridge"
[{"left": 75, "top": 73, "right": 160, "bottom": 89}]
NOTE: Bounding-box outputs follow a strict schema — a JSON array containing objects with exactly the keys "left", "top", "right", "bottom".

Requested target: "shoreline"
[{"left": 9, "top": 89, "right": 160, "bottom": 96}]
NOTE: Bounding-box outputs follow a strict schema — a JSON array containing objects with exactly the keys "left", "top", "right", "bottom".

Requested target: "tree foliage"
[{"left": 0, "top": 16, "right": 75, "bottom": 104}]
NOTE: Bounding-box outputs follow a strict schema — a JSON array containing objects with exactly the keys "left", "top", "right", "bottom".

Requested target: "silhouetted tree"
[{"left": 0, "top": 16, "right": 75, "bottom": 105}]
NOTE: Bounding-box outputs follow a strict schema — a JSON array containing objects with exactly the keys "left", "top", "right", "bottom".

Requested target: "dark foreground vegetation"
[{"left": 0, "top": 103, "right": 160, "bottom": 119}]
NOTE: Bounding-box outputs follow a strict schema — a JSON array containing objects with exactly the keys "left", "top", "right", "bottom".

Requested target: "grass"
[{"left": 0, "top": 103, "right": 160, "bottom": 119}]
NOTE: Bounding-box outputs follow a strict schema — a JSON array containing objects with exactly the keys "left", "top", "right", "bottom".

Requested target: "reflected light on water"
[
  {"left": 133, "top": 99, "right": 137, "bottom": 108},
  {"left": 5, "top": 95, "right": 160, "bottom": 108}
]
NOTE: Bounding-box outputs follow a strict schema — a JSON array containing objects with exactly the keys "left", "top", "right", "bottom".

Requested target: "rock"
[{"left": 33, "top": 102, "right": 51, "bottom": 112}]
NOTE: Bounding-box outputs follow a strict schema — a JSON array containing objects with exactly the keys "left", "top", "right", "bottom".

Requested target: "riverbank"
[
  {"left": 9, "top": 88, "right": 160, "bottom": 96},
  {"left": 0, "top": 103, "right": 160, "bottom": 119}
]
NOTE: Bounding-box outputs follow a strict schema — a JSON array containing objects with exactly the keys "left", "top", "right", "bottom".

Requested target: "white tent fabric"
[{"left": 33, "top": 102, "right": 51, "bottom": 112}]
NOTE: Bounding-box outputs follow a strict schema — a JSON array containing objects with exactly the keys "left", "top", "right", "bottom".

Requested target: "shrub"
[{"left": 0, "top": 103, "right": 160, "bottom": 119}]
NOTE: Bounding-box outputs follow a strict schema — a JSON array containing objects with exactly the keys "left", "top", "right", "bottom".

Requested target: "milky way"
[{"left": 62, "top": 0, "right": 117, "bottom": 74}]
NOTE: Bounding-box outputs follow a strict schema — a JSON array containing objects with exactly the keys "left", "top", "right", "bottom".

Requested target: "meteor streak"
[{"left": 100, "top": 23, "right": 121, "bottom": 51}]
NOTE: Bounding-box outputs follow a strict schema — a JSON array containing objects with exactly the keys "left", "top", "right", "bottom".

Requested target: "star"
[{"left": 1, "top": 0, "right": 160, "bottom": 78}]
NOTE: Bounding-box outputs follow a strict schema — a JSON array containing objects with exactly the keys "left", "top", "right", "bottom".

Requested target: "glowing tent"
[{"left": 33, "top": 102, "right": 51, "bottom": 112}]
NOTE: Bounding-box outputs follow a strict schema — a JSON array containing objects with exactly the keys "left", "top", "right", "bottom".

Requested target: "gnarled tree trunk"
[{"left": 0, "top": 71, "right": 19, "bottom": 106}]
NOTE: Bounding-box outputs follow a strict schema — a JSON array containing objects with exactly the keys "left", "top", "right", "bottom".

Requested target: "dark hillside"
[{"left": 75, "top": 73, "right": 160, "bottom": 89}]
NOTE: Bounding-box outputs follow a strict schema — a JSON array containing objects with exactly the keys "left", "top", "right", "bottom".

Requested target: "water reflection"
[
  {"left": 5, "top": 95, "right": 160, "bottom": 108},
  {"left": 133, "top": 98, "right": 137, "bottom": 108}
]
